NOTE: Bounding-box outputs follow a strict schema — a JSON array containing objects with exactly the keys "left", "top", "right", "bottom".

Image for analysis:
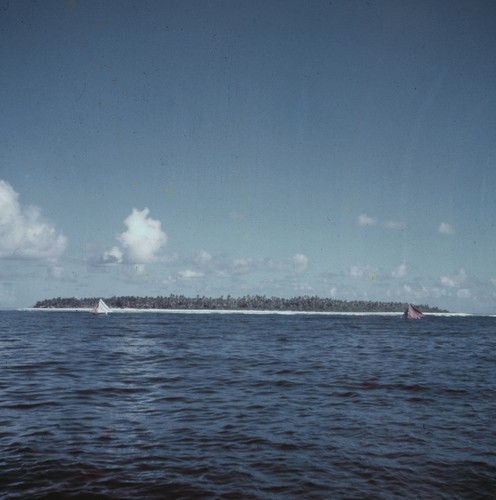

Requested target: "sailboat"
[
  {"left": 91, "top": 299, "right": 111, "bottom": 315},
  {"left": 403, "top": 303, "right": 423, "bottom": 320}
]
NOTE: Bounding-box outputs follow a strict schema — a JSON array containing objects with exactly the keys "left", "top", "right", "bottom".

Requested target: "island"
[{"left": 33, "top": 295, "right": 448, "bottom": 313}]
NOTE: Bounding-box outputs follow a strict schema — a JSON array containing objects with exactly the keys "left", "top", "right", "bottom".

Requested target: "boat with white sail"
[{"left": 91, "top": 299, "right": 111, "bottom": 315}]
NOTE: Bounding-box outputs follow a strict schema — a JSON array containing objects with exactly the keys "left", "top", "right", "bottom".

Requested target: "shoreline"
[{"left": 18, "top": 308, "right": 476, "bottom": 317}]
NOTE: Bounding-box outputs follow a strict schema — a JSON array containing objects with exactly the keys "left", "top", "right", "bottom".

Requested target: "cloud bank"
[{"left": 0, "top": 180, "right": 67, "bottom": 259}]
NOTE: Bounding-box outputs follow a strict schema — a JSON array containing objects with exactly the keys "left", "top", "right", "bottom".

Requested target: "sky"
[{"left": 1, "top": 0, "right": 496, "bottom": 313}]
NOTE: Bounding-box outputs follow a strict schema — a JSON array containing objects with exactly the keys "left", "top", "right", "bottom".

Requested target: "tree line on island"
[{"left": 33, "top": 295, "right": 448, "bottom": 313}]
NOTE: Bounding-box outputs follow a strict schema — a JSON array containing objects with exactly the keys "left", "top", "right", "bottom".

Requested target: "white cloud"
[
  {"left": 457, "top": 288, "right": 471, "bottom": 299},
  {"left": 358, "top": 213, "right": 378, "bottom": 226},
  {"left": 195, "top": 250, "right": 213, "bottom": 266},
  {"left": 232, "top": 257, "right": 254, "bottom": 273},
  {"left": 350, "top": 264, "right": 378, "bottom": 279},
  {"left": 0, "top": 179, "right": 67, "bottom": 260},
  {"left": 383, "top": 220, "right": 406, "bottom": 230},
  {"left": 102, "top": 246, "right": 124, "bottom": 264},
  {"left": 439, "top": 222, "right": 455, "bottom": 235},
  {"left": 440, "top": 269, "right": 467, "bottom": 288},
  {"left": 348, "top": 262, "right": 411, "bottom": 283},
  {"left": 292, "top": 253, "right": 308, "bottom": 273},
  {"left": 117, "top": 208, "right": 167, "bottom": 263},
  {"left": 162, "top": 252, "right": 310, "bottom": 290},
  {"left": 392, "top": 263, "right": 407, "bottom": 278},
  {"left": 358, "top": 213, "right": 404, "bottom": 230},
  {"left": 132, "top": 264, "right": 145, "bottom": 275},
  {"left": 350, "top": 265, "right": 363, "bottom": 277},
  {"left": 189, "top": 251, "right": 308, "bottom": 278},
  {"left": 440, "top": 276, "right": 456, "bottom": 287},
  {"left": 177, "top": 269, "right": 204, "bottom": 280}
]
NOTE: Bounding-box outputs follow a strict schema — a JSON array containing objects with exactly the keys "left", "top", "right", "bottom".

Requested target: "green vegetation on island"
[{"left": 33, "top": 295, "right": 448, "bottom": 313}]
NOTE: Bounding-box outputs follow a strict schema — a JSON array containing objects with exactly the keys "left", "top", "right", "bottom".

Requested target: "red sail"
[{"left": 403, "top": 304, "right": 423, "bottom": 320}]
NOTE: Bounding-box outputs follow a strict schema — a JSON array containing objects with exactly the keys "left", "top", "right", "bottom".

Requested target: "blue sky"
[{"left": 1, "top": 0, "right": 496, "bottom": 312}]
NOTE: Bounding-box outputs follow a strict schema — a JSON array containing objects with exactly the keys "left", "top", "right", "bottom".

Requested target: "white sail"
[{"left": 92, "top": 299, "right": 111, "bottom": 315}]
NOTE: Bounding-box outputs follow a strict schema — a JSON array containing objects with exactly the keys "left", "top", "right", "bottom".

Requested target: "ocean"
[{"left": 1, "top": 310, "right": 495, "bottom": 499}]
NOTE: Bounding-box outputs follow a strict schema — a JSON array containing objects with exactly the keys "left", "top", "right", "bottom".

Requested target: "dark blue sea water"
[{"left": 1, "top": 311, "right": 496, "bottom": 499}]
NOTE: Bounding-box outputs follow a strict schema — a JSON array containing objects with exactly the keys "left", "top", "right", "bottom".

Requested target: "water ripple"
[{"left": 1, "top": 312, "right": 495, "bottom": 498}]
